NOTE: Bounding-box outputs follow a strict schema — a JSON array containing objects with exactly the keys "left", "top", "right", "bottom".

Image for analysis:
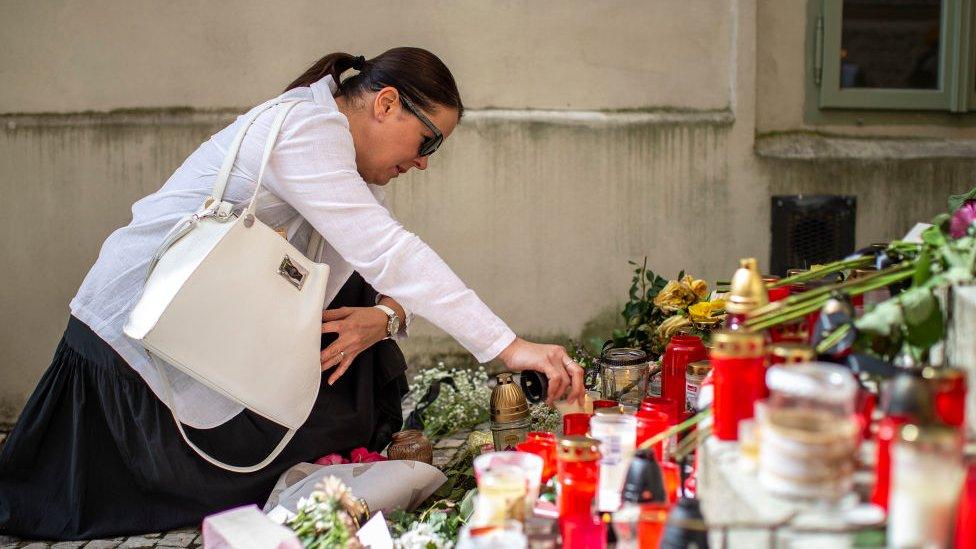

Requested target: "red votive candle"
[
  {"left": 635, "top": 407, "right": 669, "bottom": 461},
  {"left": 593, "top": 399, "right": 619, "bottom": 410},
  {"left": 924, "top": 367, "right": 967, "bottom": 428},
  {"left": 661, "top": 335, "right": 706, "bottom": 423},
  {"left": 563, "top": 413, "right": 591, "bottom": 436},
  {"left": 710, "top": 330, "right": 765, "bottom": 441},
  {"left": 556, "top": 436, "right": 601, "bottom": 518}
]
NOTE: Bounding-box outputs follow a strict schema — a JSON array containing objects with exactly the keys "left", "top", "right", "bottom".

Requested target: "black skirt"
[{"left": 0, "top": 272, "right": 408, "bottom": 540}]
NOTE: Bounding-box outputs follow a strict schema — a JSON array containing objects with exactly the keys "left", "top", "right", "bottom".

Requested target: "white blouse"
[{"left": 70, "top": 75, "right": 516, "bottom": 429}]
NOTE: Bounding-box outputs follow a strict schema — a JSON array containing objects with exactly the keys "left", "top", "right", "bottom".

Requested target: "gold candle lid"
[
  {"left": 557, "top": 436, "right": 601, "bottom": 462},
  {"left": 710, "top": 330, "right": 765, "bottom": 359},
  {"left": 898, "top": 423, "right": 964, "bottom": 454},
  {"left": 726, "top": 258, "right": 769, "bottom": 314},
  {"left": 490, "top": 372, "right": 530, "bottom": 423},
  {"left": 593, "top": 406, "right": 623, "bottom": 415},
  {"left": 687, "top": 360, "right": 712, "bottom": 376},
  {"left": 768, "top": 343, "right": 816, "bottom": 364}
]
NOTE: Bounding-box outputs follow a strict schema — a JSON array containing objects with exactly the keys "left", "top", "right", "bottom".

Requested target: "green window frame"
[{"left": 815, "top": 0, "right": 976, "bottom": 112}]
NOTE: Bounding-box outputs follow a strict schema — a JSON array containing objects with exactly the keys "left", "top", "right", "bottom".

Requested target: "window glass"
[{"left": 840, "top": 0, "right": 941, "bottom": 89}]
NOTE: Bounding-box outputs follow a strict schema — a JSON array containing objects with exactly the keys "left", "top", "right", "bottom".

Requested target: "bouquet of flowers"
[
  {"left": 610, "top": 258, "right": 726, "bottom": 358},
  {"left": 288, "top": 477, "right": 368, "bottom": 549}
]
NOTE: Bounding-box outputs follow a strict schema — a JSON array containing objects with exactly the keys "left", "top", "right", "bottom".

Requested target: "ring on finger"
[{"left": 339, "top": 350, "right": 346, "bottom": 360}]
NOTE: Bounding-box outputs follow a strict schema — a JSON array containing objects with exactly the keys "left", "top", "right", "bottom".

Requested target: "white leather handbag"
[{"left": 124, "top": 99, "right": 330, "bottom": 473}]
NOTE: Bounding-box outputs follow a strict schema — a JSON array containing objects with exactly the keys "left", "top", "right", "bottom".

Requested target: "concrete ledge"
[
  {"left": 756, "top": 132, "right": 976, "bottom": 161},
  {"left": 0, "top": 107, "right": 735, "bottom": 130}
]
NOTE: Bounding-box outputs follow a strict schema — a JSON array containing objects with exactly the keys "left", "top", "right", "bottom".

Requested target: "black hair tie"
[{"left": 350, "top": 55, "right": 366, "bottom": 71}]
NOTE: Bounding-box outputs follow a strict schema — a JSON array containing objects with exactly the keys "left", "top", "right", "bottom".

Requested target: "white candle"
[{"left": 590, "top": 413, "right": 637, "bottom": 511}]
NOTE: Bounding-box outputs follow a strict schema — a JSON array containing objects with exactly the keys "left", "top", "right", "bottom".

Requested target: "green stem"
[
  {"left": 768, "top": 256, "right": 875, "bottom": 288},
  {"left": 637, "top": 409, "right": 712, "bottom": 451},
  {"left": 745, "top": 266, "right": 914, "bottom": 331},
  {"left": 815, "top": 324, "right": 852, "bottom": 354}
]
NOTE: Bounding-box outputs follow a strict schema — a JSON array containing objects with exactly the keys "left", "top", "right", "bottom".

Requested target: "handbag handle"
[
  {"left": 241, "top": 100, "right": 300, "bottom": 226},
  {"left": 208, "top": 98, "right": 300, "bottom": 210},
  {"left": 150, "top": 355, "right": 298, "bottom": 474}
]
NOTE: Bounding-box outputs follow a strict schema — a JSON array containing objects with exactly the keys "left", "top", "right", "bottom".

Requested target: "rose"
[
  {"left": 950, "top": 200, "right": 976, "bottom": 239},
  {"left": 350, "top": 447, "right": 387, "bottom": 463},
  {"left": 652, "top": 275, "right": 709, "bottom": 312},
  {"left": 315, "top": 453, "right": 349, "bottom": 466}
]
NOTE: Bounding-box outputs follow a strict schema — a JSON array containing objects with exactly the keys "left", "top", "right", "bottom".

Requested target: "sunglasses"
[
  {"left": 368, "top": 84, "right": 445, "bottom": 157},
  {"left": 397, "top": 93, "right": 444, "bottom": 157}
]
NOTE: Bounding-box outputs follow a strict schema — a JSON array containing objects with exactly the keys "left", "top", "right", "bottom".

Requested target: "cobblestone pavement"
[{"left": 0, "top": 424, "right": 472, "bottom": 548}]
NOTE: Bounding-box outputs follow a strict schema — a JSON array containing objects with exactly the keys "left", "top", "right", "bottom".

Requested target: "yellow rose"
[
  {"left": 656, "top": 315, "right": 693, "bottom": 339},
  {"left": 653, "top": 280, "right": 698, "bottom": 312},
  {"left": 681, "top": 275, "right": 709, "bottom": 299}
]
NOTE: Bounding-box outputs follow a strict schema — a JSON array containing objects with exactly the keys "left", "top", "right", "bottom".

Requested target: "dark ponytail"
[{"left": 285, "top": 47, "right": 464, "bottom": 119}]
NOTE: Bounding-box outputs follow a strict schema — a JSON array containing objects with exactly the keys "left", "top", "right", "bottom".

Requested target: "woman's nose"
[{"left": 413, "top": 156, "right": 429, "bottom": 170}]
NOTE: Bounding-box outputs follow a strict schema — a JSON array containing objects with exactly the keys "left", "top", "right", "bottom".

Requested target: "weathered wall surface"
[
  {"left": 2, "top": 1, "right": 975, "bottom": 422},
  {"left": 0, "top": 0, "right": 732, "bottom": 112}
]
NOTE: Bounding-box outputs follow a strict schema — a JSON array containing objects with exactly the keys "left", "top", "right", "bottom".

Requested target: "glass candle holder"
[
  {"left": 556, "top": 436, "right": 601, "bottom": 518},
  {"left": 473, "top": 451, "right": 544, "bottom": 521},
  {"left": 589, "top": 413, "right": 638, "bottom": 511},
  {"left": 473, "top": 464, "right": 529, "bottom": 525},
  {"left": 888, "top": 424, "right": 965, "bottom": 548},
  {"left": 598, "top": 348, "right": 652, "bottom": 406}
]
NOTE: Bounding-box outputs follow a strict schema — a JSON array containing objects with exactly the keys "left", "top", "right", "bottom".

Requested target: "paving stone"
[
  {"left": 117, "top": 536, "right": 156, "bottom": 548},
  {"left": 156, "top": 531, "right": 196, "bottom": 548},
  {"left": 434, "top": 438, "right": 464, "bottom": 449},
  {"left": 1, "top": 543, "right": 21, "bottom": 549},
  {"left": 51, "top": 542, "right": 86, "bottom": 549},
  {"left": 83, "top": 538, "right": 124, "bottom": 549},
  {"left": 22, "top": 543, "right": 52, "bottom": 549}
]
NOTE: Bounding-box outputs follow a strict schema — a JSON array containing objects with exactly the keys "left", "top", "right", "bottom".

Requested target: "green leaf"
[
  {"left": 921, "top": 224, "right": 947, "bottom": 248},
  {"left": 913, "top": 246, "right": 932, "bottom": 287},
  {"left": 948, "top": 186, "right": 976, "bottom": 213},
  {"left": 900, "top": 287, "right": 943, "bottom": 348},
  {"left": 677, "top": 270, "right": 685, "bottom": 280},
  {"left": 854, "top": 299, "right": 903, "bottom": 338}
]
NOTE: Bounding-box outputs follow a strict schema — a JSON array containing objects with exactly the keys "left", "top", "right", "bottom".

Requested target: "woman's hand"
[
  {"left": 498, "top": 337, "right": 585, "bottom": 406},
  {"left": 320, "top": 307, "right": 389, "bottom": 385}
]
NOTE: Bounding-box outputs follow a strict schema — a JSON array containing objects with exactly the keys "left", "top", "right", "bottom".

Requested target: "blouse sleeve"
[{"left": 261, "top": 101, "right": 516, "bottom": 363}]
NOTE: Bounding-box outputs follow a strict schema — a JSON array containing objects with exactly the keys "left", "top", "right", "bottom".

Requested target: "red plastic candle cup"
[
  {"left": 556, "top": 436, "right": 601, "bottom": 519},
  {"left": 660, "top": 461, "right": 680, "bottom": 504},
  {"left": 593, "top": 399, "right": 619, "bottom": 410},
  {"left": 635, "top": 408, "right": 669, "bottom": 461},
  {"left": 527, "top": 432, "right": 558, "bottom": 482},
  {"left": 563, "top": 413, "right": 591, "bottom": 436},
  {"left": 661, "top": 335, "right": 707, "bottom": 423},
  {"left": 871, "top": 416, "right": 908, "bottom": 511},
  {"left": 710, "top": 331, "right": 766, "bottom": 441},
  {"left": 955, "top": 460, "right": 976, "bottom": 549},
  {"left": 641, "top": 396, "right": 680, "bottom": 427},
  {"left": 763, "top": 275, "right": 790, "bottom": 303},
  {"left": 924, "top": 367, "right": 967, "bottom": 428}
]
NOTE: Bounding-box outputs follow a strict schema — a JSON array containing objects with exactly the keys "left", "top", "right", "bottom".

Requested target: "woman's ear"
[{"left": 373, "top": 86, "right": 401, "bottom": 121}]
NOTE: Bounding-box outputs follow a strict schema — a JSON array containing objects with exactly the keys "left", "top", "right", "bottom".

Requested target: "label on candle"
[{"left": 600, "top": 435, "right": 623, "bottom": 466}]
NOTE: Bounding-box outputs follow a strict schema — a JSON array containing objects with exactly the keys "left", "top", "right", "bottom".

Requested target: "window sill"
[{"left": 755, "top": 131, "right": 976, "bottom": 161}]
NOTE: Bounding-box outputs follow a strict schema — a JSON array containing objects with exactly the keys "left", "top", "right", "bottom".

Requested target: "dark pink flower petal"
[
  {"left": 315, "top": 453, "right": 348, "bottom": 466},
  {"left": 950, "top": 200, "right": 976, "bottom": 239}
]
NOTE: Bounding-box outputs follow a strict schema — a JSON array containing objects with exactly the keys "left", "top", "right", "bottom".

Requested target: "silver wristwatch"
[{"left": 373, "top": 304, "right": 400, "bottom": 339}]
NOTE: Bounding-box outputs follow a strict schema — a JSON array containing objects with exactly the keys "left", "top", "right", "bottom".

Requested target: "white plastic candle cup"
[{"left": 589, "top": 413, "right": 637, "bottom": 512}]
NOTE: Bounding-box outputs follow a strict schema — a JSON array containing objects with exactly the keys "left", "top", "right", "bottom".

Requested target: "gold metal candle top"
[
  {"left": 768, "top": 343, "right": 816, "bottom": 364},
  {"left": 727, "top": 258, "right": 769, "bottom": 315},
  {"left": 710, "top": 330, "right": 765, "bottom": 359},
  {"left": 490, "top": 372, "right": 530, "bottom": 423},
  {"left": 557, "top": 436, "right": 602, "bottom": 462}
]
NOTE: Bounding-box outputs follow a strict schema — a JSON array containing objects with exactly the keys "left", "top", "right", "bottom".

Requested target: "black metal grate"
[{"left": 770, "top": 195, "right": 856, "bottom": 276}]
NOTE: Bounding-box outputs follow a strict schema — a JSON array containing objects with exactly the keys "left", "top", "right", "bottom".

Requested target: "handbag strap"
[
  {"left": 209, "top": 98, "right": 300, "bottom": 210},
  {"left": 150, "top": 354, "right": 299, "bottom": 474},
  {"left": 242, "top": 100, "right": 300, "bottom": 225}
]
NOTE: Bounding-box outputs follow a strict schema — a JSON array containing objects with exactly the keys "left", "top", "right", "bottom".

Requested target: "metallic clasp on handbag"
[{"left": 278, "top": 255, "right": 307, "bottom": 290}]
